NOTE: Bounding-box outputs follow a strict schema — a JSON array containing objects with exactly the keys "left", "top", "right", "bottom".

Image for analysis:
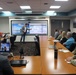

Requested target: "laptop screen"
[{"left": 0, "top": 43, "right": 10, "bottom": 52}]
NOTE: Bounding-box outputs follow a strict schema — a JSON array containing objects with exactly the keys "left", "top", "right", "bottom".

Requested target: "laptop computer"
[
  {"left": 10, "top": 60, "right": 27, "bottom": 67},
  {"left": 0, "top": 43, "right": 10, "bottom": 56}
]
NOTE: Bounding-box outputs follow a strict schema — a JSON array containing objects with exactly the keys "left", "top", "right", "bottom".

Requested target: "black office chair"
[
  {"left": 72, "top": 32, "right": 76, "bottom": 42},
  {"left": 10, "top": 35, "right": 17, "bottom": 47},
  {"left": 35, "top": 41, "right": 40, "bottom": 55},
  {"left": 1, "top": 38, "right": 7, "bottom": 43},
  {"left": 1, "top": 33, "right": 7, "bottom": 43},
  {"left": 34, "top": 35, "right": 40, "bottom": 55},
  {"left": 35, "top": 35, "right": 39, "bottom": 43},
  {"left": 68, "top": 43, "right": 76, "bottom": 52}
]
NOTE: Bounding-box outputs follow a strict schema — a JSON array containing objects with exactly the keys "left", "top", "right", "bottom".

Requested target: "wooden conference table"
[{"left": 13, "top": 36, "right": 76, "bottom": 75}]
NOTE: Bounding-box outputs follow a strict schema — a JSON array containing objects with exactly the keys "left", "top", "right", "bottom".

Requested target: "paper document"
[
  {"left": 59, "top": 49, "right": 70, "bottom": 53},
  {"left": 48, "top": 45, "right": 54, "bottom": 49},
  {"left": 53, "top": 40, "right": 59, "bottom": 42}
]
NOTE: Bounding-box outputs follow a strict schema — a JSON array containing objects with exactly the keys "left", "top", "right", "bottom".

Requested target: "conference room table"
[
  {"left": 12, "top": 56, "right": 41, "bottom": 75},
  {"left": 13, "top": 36, "right": 76, "bottom": 75}
]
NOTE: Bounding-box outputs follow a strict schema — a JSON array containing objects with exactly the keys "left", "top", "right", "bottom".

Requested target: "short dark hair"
[
  {"left": 67, "top": 29, "right": 71, "bottom": 32},
  {"left": 25, "top": 23, "right": 28, "bottom": 25}
]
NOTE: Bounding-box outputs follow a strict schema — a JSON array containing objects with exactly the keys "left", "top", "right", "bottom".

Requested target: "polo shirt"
[{"left": 64, "top": 37, "right": 75, "bottom": 49}]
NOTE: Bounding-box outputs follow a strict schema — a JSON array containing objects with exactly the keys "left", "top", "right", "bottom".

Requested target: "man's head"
[
  {"left": 25, "top": 23, "right": 28, "bottom": 26},
  {"left": 67, "top": 32, "right": 72, "bottom": 39},
  {"left": 67, "top": 29, "right": 71, "bottom": 32},
  {"left": 59, "top": 30, "right": 62, "bottom": 34}
]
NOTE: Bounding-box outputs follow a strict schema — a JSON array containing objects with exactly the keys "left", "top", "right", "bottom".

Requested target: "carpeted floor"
[{"left": 11, "top": 42, "right": 40, "bottom": 56}]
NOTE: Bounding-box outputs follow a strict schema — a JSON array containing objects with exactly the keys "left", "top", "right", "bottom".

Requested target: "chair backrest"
[
  {"left": 72, "top": 33, "right": 76, "bottom": 42},
  {"left": 35, "top": 35, "right": 39, "bottom": 43},
  {"left": 69, "top": 43, "right": 76, "bottom": 52},
  {"left": 13, "top": 35, "right": 16, "bottom": 41},
  {"left": 35, "top": 41, "right": 40, "bottom": 55},
  {"left": 10, "top": 35, "right": 16, "bottom": 46}
]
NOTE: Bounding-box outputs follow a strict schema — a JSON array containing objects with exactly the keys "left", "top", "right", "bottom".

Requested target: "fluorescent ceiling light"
[
  {"left": 46, "top": 10, "right": 55, "bottom": 13},
  {"left": 55, "top": 0, "right": 68, "bottom": 1},
  {"left": 2, "top": 11, "right": 12, "bottom": 14},
  {"left": 20, "top": 6, "right": 31, "bottom": 9},
  {"left": 50, "top": 6, "right": 61, "bottom": 9},
  {"left": 0, "top": 7, "right": 3, "bottom": 10},
  {"left": 25, "top": 11, "right": 32, "bottom": 14},
  {"left": 53, "top": 12, "right": 57, "bottom": 16},
  {"left": 2, "top": 11, "right": 14, "bottom": 16},
  {"left": 45, "top": 11, "right": 56, "bottom": 16}
]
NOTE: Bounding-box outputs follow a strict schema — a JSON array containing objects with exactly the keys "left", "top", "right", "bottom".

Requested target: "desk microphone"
[
  {"left": 54, "top": 41, "right": 58, "bottom": 59},
  {"left": 19, "top": 47, "right": 24, "bottom": 59},
  {"left": 54, "top": 48, "right": 58, "bottom": 59}
]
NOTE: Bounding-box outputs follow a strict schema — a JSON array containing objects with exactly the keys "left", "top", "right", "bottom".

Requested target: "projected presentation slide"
[
  {"left": 12, "top": 23, "right": 24, "bottom": 35},
  {"left": 29, "top": 23, "right": 47, "bottom": 34},
  {"left": 11, "top": 20, "right": 48, "bottom": 35}
]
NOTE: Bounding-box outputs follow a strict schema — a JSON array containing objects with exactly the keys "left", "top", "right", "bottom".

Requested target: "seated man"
[
  {"left": 0, "top": 55, "right": 14, "bottom": 75},
  {"left": 63, "top": 32, "right": 75, "bottom": 49},
  {"left": 57, "top": 30, "right": 62, "bottom": 40},
  {"left": 54, "top": 29, "right": 59, "bottom": 39},
  {"left": 66, "top": 55, "right": 76, "bottom": 66}
]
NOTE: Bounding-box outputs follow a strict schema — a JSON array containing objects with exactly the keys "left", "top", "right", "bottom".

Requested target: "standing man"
[{"left": 20, "top": 23, "right": 27, "bottom": 42}]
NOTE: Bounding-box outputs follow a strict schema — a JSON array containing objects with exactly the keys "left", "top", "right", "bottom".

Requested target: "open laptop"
[{"left": 0, "top": 43, "right": 10, "bottom": 56}]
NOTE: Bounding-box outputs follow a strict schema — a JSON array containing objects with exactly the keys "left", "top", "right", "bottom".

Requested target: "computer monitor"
[{"left": 0, "top": 43, "right": 10, "bottom": 52}]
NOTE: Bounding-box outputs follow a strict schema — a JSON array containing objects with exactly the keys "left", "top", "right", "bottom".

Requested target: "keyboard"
[{"left": 0, "top": 52, "right": 9, "bottom": 56}]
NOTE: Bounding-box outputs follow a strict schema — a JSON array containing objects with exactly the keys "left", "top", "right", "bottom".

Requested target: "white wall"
[{"left": 0, "top": 17, "right": 9, "bottom": 33}]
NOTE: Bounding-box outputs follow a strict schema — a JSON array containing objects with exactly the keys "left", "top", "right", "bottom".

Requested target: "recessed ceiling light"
[
  {"left": 50, "top": 6, "right": 61, "bottom": 9},
  {"left": 20, "top": 6, "right": 31, "bottom": 9},
  {"left": 25, "top": 11, "right": 32, "bottom": 14},
  {"left": 46, "top": 10, "right": 55, "bottom": 13},
  {"left": 2, "top": 11, "right": 14, "bottom": 16},
  {"left": 0, "top": 7, "right": 3, "bottom": 10},
  {"left": 45, "top": 10, "right": 56, "bottom": 16},
  {"left": 55, "top": 0, "right": 68, "bottom": 1},
  {"left": 2, "top": 11, "right": 12, "bottom": 14}
]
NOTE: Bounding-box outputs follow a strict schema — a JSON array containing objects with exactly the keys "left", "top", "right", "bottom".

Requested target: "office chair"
[
  {"left": 35, "top": 35, "right": 39, "bottom": 43},
  {"left": 34, "top": 35, "right": 40, "bottom": 55},
  {"left": 35, "top": 41, "right": 40, "bottom": 55},
  {"left": 10, "top": 35, "right": 17, "bottom": 47},
  {"left": 68, "top": 43, "right": 76, "bottom": 52},
  {"left": 1, "top": 34, "right": 7, "bottom": 43},
  {"left": 72, "top": 32, "right": 76, "bottom": 42}
]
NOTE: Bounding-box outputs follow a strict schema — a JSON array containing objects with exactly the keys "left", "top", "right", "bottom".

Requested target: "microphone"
[{"left": 19, "top": 47, "right": 24, "bottom": 59}]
